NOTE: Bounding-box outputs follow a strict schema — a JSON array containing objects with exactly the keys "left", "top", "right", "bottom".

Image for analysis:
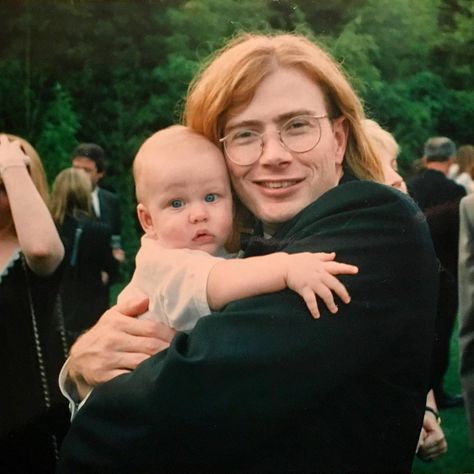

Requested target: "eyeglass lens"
[{"left": 224, "top": 115, "right": 323, "bottom": 165}]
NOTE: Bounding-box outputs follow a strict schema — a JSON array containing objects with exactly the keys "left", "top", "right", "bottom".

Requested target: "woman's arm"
[
  {"left": 417, "top": 389, "right": 447, "bottom": 461},
  {"left": 0, "top": 135, "right": 64, "bottom": 275},
  {"left": 207, "top": 251, "right": 358, "bottom": 318}
]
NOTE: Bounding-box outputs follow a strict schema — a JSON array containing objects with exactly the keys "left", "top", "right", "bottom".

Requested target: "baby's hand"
[{"left": 285, "top": 252, "right": 358, "bottom": 319}]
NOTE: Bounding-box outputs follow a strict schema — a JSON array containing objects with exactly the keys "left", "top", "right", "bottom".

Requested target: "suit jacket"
[
  {"left": 408, "top": 168, "right": 466, "bottom": 279},
  {"left": 459, "top": 193, "right": 474, "bottom": 444},
  {"left": 58, "top": 180, "right": 438, "bottom": 473},
  {"left": 97, "top": 187, "right": 122, "bottom": 243}
]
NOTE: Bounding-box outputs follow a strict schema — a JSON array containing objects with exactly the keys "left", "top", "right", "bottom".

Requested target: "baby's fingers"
[
  {"left": 312, "top": 252, "right": 336, "bottom": 262},
  {"left": 322, "top": 274, "right": 351, "bottom": 305},
  {"left": 300, "top": 287, "right": 321, "bottom": 319},
  {"left": 312, "top": 283, "right": 339, "bottom": 314},
  {"left": 323, "top": 261, "right": 358, "bottom": 275}
]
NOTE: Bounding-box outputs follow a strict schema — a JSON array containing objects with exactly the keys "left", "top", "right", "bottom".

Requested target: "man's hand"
[{"left": 68, "top": 292, "right": 176, "bottom": 400}]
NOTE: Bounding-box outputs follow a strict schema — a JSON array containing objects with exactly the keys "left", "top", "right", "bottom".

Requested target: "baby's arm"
[{"left": 207, "top": 252, "right": 358, "bottom": 318}]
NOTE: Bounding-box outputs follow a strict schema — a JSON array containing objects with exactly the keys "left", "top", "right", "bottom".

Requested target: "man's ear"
[
  {"left": 137, "top": 203, "right": 156, "bottom": 237},
  {"left": 332, "top": 116, "right": 349, "bottom": 166}
]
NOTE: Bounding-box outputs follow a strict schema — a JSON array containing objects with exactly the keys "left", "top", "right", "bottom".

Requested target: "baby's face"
[{"left": 143, "top": 136, "right": 233, "bottom": 255}]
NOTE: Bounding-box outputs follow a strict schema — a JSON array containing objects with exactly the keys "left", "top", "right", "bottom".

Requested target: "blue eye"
[
  {"left": 170, "top": 199, "right": 184, "bottom": 208},
  {"left": 205, "top": 194, "right": 217, "bottom": 203}
]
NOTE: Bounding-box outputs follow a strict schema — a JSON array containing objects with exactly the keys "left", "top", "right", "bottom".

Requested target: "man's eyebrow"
[{"left": 224, "top": 109, "right": 318, "bottom": 134}]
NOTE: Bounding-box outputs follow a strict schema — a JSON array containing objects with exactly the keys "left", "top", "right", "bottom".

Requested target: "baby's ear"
[{"left": 136, "top": 203, "right": 156, "bottom": 237}]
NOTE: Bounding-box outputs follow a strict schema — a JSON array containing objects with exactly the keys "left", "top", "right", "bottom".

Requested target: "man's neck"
[{"left": 425, "top": 161, "right": 450, "bottom": 176}]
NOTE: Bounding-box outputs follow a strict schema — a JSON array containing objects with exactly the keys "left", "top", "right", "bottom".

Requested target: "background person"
[
  {"left": 71, "top": 143, "right": 124, "bottom": 280},
  {"left": 454, "top": 145, "right": 474, "bottom": 194},
  {"left": 58, "top": 33, "right": 438, "bottom": 473},
  {"left": 407, "top": 136, "right": 466, "bottom": 409},
  {"left": 50, "top": 167, "right": 120, "bottom": 347},
  {"left": 0, "top": 134, "right": 69, "bottom": 473},
  {"left": 458, "top": 191, "right": 474, "bottom": 446}
]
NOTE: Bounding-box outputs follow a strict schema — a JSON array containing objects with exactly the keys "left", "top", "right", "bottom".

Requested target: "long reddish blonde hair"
[{"left": 184, "top": 32, "right": 383, "bottom": 183}]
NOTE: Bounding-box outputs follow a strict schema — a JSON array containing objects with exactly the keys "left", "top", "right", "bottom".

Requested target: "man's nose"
[{"left": 259, "top": 131, "right": 293, "bottom": 166}]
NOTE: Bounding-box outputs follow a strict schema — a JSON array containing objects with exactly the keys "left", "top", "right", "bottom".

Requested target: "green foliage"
[
  {"left": 36, "top": 83, "right": 79, "bottom": 181},
  {"left": 1, "top": 0, "right": 473, "bottom": 284}
]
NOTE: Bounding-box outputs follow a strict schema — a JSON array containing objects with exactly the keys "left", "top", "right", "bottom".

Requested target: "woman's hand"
[
  {"left": 68, "top": 291, "right": 176, "bottom": 399},
  {"left": 417, "top": 409, "right": 448, "bottom": 462},
  {"left": 0, "top": 135, "right": 30, "bottom": 176}
]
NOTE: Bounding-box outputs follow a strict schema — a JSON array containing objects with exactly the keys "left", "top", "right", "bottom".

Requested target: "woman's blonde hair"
[
  {"left": 50, "top": 167, "right": 93, "bottom": 225},
  {"left": 457, "top": 145, "right": 474, "bottom": 174},
  {"left": 2, "top": 134, "right": 50, "bottom": 204},
  {"left": 362, "top": 119, "right": 400, "bottom": 161},
  {"left": 184, "top": 32, "right": 384, "bottom": 183}
]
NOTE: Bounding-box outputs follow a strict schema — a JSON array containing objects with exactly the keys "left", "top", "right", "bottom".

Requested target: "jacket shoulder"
[{"left": 277, "top": 180, "right": 422, "bottom": 240}]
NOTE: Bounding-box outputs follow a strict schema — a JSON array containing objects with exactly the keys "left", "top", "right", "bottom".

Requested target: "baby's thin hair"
[{"left": 133, "top": 125, "right": 213, "bottom": 204}]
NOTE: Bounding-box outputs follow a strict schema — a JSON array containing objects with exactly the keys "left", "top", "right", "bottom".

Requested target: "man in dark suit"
[
  {"left": 58, "top": 178, "right": 438, "bottom": 473},
  {"left": 71, "top": 143, "right": 125, "bottom": 285},
  {"left": 58, "top": 33, "right": 438, "bottom": 473},
  {"left": 408, "top": 136, "right": 466, "bottom": 409}
]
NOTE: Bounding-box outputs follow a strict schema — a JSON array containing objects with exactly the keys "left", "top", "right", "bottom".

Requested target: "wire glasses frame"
[{"left": 219, "top": 114, "right": 330, "bottom": 166}]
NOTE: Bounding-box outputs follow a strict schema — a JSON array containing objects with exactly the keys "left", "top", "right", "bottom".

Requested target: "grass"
[{"left": 412, "top": 324, "right": 474, "bottom": 474}]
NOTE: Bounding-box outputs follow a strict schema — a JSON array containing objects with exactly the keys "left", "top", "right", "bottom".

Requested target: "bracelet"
[
  {"left": 425, "top": 406, "right": 441, "bottom": 425},
  {"left": 0, "top": 162, "right": 27, "bottom": 176}
]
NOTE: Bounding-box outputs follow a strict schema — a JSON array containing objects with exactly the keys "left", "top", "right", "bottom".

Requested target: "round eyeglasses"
[{"left": 219, "top": 114, "right": 330, "bottom": 166}]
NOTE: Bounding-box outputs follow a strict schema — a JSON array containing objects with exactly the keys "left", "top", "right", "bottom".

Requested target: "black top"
[
  {"left": 58, "top": 180, "right": 438, "bottom": 473},
  {"left": 1, "top": 252, "right": 69, "bottom": 472},
  {"left": 59, "top": 214, "right": 119, "bottom": 340}
]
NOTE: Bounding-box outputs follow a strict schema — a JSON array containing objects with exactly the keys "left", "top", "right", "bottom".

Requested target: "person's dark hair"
[
  {"left": 424, "top": 137, "right": 456, "bottom": 163},
  {"left": 71, "top": 143, "right": 106, "bottom": 172}
]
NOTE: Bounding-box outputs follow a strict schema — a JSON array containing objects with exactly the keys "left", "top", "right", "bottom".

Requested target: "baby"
[{"left": 117, "top": 125, "right": 357, "bottom": 332}]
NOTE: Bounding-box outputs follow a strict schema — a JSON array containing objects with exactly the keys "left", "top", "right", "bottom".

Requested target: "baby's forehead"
[{"left": 138, "top": 131, "right": 224, "bottom": 170}]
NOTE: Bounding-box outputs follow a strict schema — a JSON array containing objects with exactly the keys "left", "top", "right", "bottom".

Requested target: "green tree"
[{"left": 36, "top": 82, "right": 79, "bottom": 181}]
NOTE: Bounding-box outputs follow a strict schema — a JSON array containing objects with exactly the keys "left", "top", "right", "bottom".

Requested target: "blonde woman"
[
  {"left": 455, "top": 145, "right": 474, "bottom": 194},
  {"left": 0, "top": 134, "right": 69, "bottom": 473},
  {"left": 50, "top": 168, "right": 119, "bottom": 348}
]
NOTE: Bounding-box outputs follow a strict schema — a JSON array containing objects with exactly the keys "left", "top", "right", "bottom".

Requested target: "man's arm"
[{"left": 61, "top": 295, "right": 175, "bottom": 403}]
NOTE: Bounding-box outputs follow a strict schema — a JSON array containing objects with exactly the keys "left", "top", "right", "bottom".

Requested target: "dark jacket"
[
  {"left": 58, "top": 180, "right": 437, "bottom": 473},
  {"left": 59, "top": 214, "right": 119, "bottom": 342},
  {"left": 408, "top": 168, "right": 466, "bottom": 278},
  {"left": 97, "top": 187, "right": 122, "bottom": 241}
]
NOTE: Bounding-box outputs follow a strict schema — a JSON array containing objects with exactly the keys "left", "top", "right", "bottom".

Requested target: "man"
[
  {"left": 408, "top": 136, "right": 466, "bottom": 409},
  {"left": 71, "top": 143, "right": 125, "bottom": 266},
  {"left": 58, "top": 33, "right": 437, "bottom": 473}
]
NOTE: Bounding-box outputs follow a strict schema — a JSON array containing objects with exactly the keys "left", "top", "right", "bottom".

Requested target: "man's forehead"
[{"left": 73, "top": 156, "right": 97, "bottom": 169}]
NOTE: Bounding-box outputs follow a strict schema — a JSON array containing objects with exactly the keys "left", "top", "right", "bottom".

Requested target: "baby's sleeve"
[{"left": 133, "top": 236, "right": 223, "bottom": 332}]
